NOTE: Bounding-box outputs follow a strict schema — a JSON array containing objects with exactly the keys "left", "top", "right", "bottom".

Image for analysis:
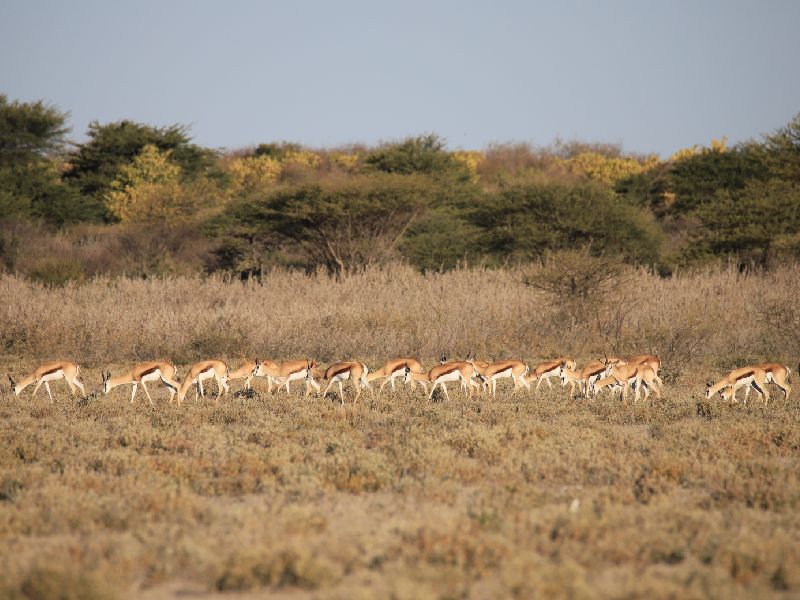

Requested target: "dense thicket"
[{"left": 1, "top": 94, "right": 798, "bottom": 281}]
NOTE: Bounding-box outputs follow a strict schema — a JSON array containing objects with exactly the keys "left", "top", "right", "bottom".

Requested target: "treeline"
[{"left": 1, "top": 93, "right": 799, "bottom": 283}]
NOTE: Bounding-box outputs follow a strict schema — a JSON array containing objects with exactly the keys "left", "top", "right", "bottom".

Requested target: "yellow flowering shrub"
[
  {"left": 106, "top": 145, "right": 184, "bottom": 222},
  {"left": 227, "top": 155, "right": 282, "bottom": 192},
  {"left": 558, "top": 152, "right": 660, "bottom": 185},
  {"left": 283, "top": 150, "right": 321, "bottom": 169},
  {"left": 669, "top": 137, "right": 728, "bottom": 162},
  {"left": 451, "top": 151, "right": 484, "bottom": 182},
  {"left": 330, "top": 152, "right": 360, "bottom": 172}
]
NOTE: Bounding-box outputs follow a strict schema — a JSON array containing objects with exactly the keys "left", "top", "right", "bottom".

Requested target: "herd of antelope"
[{"left": 5, "top": 353, "right": 793, "bottom": 406}]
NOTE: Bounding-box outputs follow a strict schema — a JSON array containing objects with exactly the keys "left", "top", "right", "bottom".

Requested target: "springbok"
[
  {"left": 176, "top": 360, "right": 230, "bottom": 404},
  {"left": 481, "top": 360, "right": 530, "bottom": 397},
  {"left": 8, "top": 361, "right": 86, "bottom": 402},
  {"left": 526, "top": 357, "right": 576, "bottom": 392},
  {"left": 706, "top": 367, "right": 769, "bottom": 405},
  {"left": 319, "top": 361, "right": 370, "bottom": 404},
  {"left": 255, "top": 360, "right": 321, "bottom": 396},
  {"left": 560, "top": 360, "right": 606, "bottom": 398},
  {"left": 102, "top": 360, "right": 179, "bottom": 405},
  {"left": 226, "top": 359, "right": 281, "bottom": 392},
  {"left": 741, "top": 363, "right": 791, "bottom": 402},
  {"left": 366, "top": 358, "right": 427, "bottom": 394},
  {"left": 606, "top": 362, "right": 662, "bottom": 402},
  {"left": 404, "top": 353, "right": 482, "bottom": 401}
]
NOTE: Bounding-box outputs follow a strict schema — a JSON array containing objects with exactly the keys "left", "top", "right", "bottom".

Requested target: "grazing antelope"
[
  {"left": 252, "top": 359, "right": 281, "bottom": 392},
  {"left": 444, "top": 355, "right": 489, "bottom": 394},
  {"left": 481, "top": 360, "right": 530, "bottom": 397},
  {"left": 607, "top": 363, "right": 662, "bottom": 402},
  {"left": 613, "top": 354, "right": 663, "bottom": 385},
  {"left": 8, "top": 361, "right": 86, "bottom": 402},
  {"left": 259, "top": 360, "right": 321, "bottom": 396},
  {"left": 706, "top": 367, "right": 770, "bottom": 405},
  {"left": 591, "top": 375, "right": 625, "bottom": 398},
  {"left": 226, "top": 360, "right": 259, "bottom": 390},
  {"left": 404, "top": 354, "right": 481, "bottom": 401},
  {"left": 560, "top": 360, "right": 606, "bottom": 398},
  {"left": 319, "top": 361, "right": 369, "bottom": 404},
  {"left": 226, "top": 359, "right": 281, "bottom": 392},
  {"left": 625, "top": 354, "right": 662, "bottom": 375},
  {"left": 176, "top": 360, "right": 230, "bottom": 404},
  {"left": 526, "top": 358, "right": 577, "bottom": 392},
  {"left": 101, "top": 360, "right": 179, "bottom": 405},
  {"left": 366, "top": 358, "right": 428, "bottom": 394},
  {"left": 741, "top": 363, "right": 791, "bottom": 401}
]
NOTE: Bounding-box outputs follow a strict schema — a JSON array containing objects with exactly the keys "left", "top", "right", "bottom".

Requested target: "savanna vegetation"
[
  {"left": 3, "top": 93, "right": 800, "bottom": 282},
  {"left": 2, "top": 95, "right": 800, "bottom": 598},
  {"left": 1, "top": 264, "right": 800, "bottom": 598}
]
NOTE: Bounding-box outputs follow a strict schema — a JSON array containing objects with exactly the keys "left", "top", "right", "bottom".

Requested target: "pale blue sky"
[{"left": 1, "top": 0, "right": 798, "bottom": 156}]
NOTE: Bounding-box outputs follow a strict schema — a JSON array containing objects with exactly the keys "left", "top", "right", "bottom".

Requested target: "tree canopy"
[
  {"left": 63, "top": 120, "right": 215, "bottom": 220},
  {"left": 3, "top": 92, "right": 800, "bottom": 279}
]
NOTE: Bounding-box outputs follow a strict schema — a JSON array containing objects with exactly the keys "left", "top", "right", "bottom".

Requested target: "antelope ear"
[{"left": 7, "top": 374, "right": 15, "bottom": 388}]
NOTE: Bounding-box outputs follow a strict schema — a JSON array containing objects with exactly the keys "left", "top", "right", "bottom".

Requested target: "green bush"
[
  {"left": 688, "top": 179, "right": 800, "bottom": 267},
  {"left": 365, "top": 133, "right": 470, "bottom": 180},
  {"left": 28, "top": 258, "right": 85, "bottom": 287},
  {"left": 473, "top": 181, "right": 663, "bottom": 264}
]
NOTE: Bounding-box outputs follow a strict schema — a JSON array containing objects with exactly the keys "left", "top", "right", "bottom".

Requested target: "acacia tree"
[
  {"left": 0, "top": 95, "right": 79, "bottom": 222},
  {"left": 690, "top": 179, "right": 800, "bottom": 267},
  {"left": 0, "top": 94, "right": 69, "bottom": 162},
  {"left": 365, "top": 134, "right": 470, "bottom": 180},
  {"left": 218, "top": 174, "right": 433, "bottom": 274},
  {"left": 759, "top": 112, "right": 800, "bottom": 183}
]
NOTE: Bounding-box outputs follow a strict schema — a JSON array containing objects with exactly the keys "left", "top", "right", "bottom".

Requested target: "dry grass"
[
  {"left": 1, "top": 264, "right": 799, "bottom": 598},
  {"left": 1, "top": 263, "right": 798, "bottom": 371}
]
